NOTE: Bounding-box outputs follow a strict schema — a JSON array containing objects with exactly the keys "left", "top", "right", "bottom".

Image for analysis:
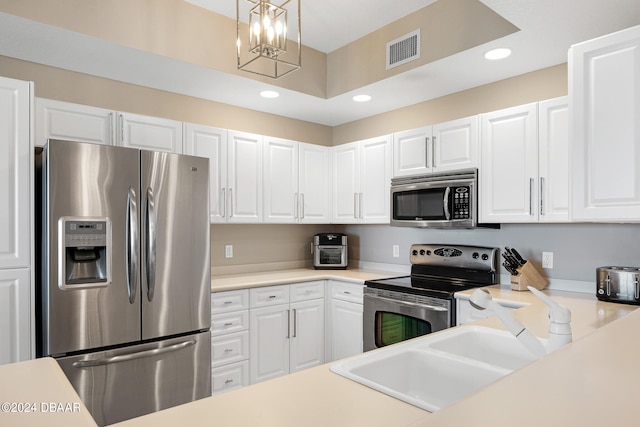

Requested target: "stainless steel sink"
[{"left": 330, "top": 326, "right": 543, "bottom": 412}]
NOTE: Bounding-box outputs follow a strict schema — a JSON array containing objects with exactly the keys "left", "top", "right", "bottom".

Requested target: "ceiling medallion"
[{"left": 237, "top": 0, "right": 301, "bottom": 79}]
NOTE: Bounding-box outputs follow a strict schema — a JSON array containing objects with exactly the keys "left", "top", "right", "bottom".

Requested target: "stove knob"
[
  {"left": 419, "top": 249, "right": 426, "bottom": 255},
  {"left": 482, "top": 254, "right": 489, "bottom": 261},
  {"left": 426, "top": 250, "right": 431, "bottom": 256},
  {"left": 472, "top": 252, "right": 479, "bottom": 259},
  {"left": 412, "top": 250, "right": 418, "bottom": 256}
]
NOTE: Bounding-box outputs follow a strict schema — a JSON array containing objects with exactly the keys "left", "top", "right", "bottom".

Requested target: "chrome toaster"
[{"left": 596, "top": 266, "right": 640, "bottom": 304}]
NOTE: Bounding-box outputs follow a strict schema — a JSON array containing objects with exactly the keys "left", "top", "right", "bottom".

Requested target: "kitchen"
[{"left": 1, "top": 0, "right": 640, "bottom": 425}]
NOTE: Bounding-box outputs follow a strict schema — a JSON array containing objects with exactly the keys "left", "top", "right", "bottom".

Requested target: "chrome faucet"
[{"left": 469, "top": 287, "right": 572, "bottom": 359}]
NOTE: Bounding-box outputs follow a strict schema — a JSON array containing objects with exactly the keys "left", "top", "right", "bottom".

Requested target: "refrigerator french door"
[{"left": 38, "top": 140, "right": 211, "bottom": 426}]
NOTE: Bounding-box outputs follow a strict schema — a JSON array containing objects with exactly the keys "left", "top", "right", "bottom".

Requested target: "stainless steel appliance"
[
  {"left": 363, "top": 244, "right": 499, "bottom": 352},
  {"left": 596, "top": 266, "right": 640, "bottom": 304},
  {"left": 36, "top": 140, "right": 211, "bottom": 426},
  {"left": 313, "top": 233, "right": 348, "bottom": 269},
  {"left": 391, "top": 168, "right": 491, "bottom": 229}
]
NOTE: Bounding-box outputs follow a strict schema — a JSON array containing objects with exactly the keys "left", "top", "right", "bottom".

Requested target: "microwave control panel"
[{"left": 451, "top": 186, "right": 470, "bottom": 219}]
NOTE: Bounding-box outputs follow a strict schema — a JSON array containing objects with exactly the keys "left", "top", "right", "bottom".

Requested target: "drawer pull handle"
[
  {"left": 224, "top": 379, "right": 234, "bottom": 384},
  {"left": 268, "top": 295, "right": 277, "bottom": 299},
  {"left": 224, "top": 322, "right": 234, "bottom": 327},
  {"left": 343, "top": 291, "right": 351, "bottom": 295},
  {"left": 223, "top": 301, "right": 233, "bottom": 305},
  {"left": 224, "top": 348, "right": 233, "bottom": 353}
]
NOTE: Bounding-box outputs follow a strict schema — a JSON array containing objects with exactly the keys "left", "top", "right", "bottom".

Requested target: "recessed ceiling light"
[
  {"left": 260, "top": 90, "right": 280, "bottom": 99},
  {"left": 484, "top": 48, "right": 512, "bottom": 60},
  {"left": 353, "top": 94, "right": 372, "bottom": 102}
]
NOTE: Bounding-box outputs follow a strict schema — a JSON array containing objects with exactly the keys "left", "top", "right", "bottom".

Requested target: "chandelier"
[{"left": 236, "top": 0, "right": 301, "bottom": 79}]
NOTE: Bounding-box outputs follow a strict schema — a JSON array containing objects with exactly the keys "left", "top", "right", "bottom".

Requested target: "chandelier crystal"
[{"left": 237, "top": 0, "right": 301, "bottom": 79}]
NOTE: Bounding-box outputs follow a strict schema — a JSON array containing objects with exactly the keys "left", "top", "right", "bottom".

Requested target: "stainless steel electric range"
[{"left": 363, "top": 244, "right": 499, "bottom": 351}]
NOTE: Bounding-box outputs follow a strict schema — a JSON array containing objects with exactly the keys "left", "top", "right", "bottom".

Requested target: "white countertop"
[
  {"left": 0, "top": 358, "right": 97, "bottom": 427},
  {"left": 210, "top": 267, "right": 403, "bottom": 292},
  {"left": 112, "top": 275, "right": 639, "bottom": 427}
]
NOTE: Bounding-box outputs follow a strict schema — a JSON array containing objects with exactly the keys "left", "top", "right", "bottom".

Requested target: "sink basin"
[
  {"left": 425, "top": 326, "right": 542, "bottom": 371},
  {"left": 331, "top": 326, "right": 543, "bottom": 412}
]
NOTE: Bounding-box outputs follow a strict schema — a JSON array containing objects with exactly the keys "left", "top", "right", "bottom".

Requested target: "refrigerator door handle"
[
  {"left": 71, "top": 340, "right": 197, "bottom": 368},
  {"left": 145, "top": 186, "right": 157, "bottom": 302},
  {"left": 126, "top": 186, "right": 138, "bottom": 304}
]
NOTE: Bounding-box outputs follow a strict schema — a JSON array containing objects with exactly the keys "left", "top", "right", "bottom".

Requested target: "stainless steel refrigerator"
[{"left": 36, "top": 139, "right": 211, "bottom": 426}]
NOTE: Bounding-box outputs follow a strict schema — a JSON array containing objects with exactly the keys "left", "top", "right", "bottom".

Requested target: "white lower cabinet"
[
  {"left": 249, "top": 282, "right": 325, "bottom": 384},
  {"left": 210, "top": 289, "right": 250, "bottom": 395},
  {"left": 327, "top": 281, "right": 364, "bottom": 362},
  {"left": 0, "top": 269, "right": 32, "bottom": 365}
]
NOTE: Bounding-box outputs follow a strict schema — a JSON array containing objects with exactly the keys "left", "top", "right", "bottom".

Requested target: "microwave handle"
[{"left": 443, "top": 187, "right": 451, "bottom": 220}]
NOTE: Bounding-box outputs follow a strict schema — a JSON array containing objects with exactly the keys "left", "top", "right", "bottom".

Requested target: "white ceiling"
[{"left": 0, "top": 1, "right": 639, "bottom": 126}]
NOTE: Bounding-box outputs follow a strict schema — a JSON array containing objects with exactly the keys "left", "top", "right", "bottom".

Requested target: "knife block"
[{"left": 510, "top": 261, "right": 548, "bottom": 291}]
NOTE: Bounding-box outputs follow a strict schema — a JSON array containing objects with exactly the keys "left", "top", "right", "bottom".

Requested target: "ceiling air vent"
[{"left": 386, "top": 29, "right": 420, "bottom": 70}]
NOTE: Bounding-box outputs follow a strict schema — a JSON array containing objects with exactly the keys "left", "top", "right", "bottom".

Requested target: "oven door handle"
[{"left": 366, "top": 294, "right": 449, "bottom": 312}]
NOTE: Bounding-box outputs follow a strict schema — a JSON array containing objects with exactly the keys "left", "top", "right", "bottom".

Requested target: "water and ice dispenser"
[{"left": 59, "top": 217, "right": 111, "bottom": 289}]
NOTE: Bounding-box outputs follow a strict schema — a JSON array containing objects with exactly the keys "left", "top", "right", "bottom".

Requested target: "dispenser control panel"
[{"left": 64, "top": 221, "right": 108, "bottom": 248}]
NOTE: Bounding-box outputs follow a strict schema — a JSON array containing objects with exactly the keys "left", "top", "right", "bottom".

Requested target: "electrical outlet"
[
  {"left": 225, "top": 244, "right": 233, "bottom": 259},
  {"left": 393, "top": 245, "right": 400, "bottom": 258},
  {"left": 542, "top": 252, "right": 553, "bottom": 269}
]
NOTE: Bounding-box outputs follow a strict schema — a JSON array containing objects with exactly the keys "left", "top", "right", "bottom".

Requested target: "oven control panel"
[{"left": 409, "top": 244, "right": 498, "bottom": 272}]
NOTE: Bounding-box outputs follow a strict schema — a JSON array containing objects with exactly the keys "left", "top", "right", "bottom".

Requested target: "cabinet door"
[
  {"left": 289, "top": 299, "right": 325, "bottom": 373},
  {"left": 331, "top": 142, "right": 360, "bottom": 223},
  {"left": 433, "top": 116, "right": 479, "bottom": 172},
  {"left": 393, "top": 126, "right": 431, "bottom": 177},
  {"left": 184, "top": 124, "right": 228, "bottom": 223},
  {"left": 249, "top": 305, "right": 289, "bottom": 384},
  {"left": 330, "top": 299, "right": 363, "bottom": 361},
  {"left": 0, "top": 76, "right": 30, "bottom": 269},
  {"left": 227, "top": 131, "right": 263, "bottom": 223},
  {"left": 118, "top": 112, "right": 183, "bottom": 153},
  {"left": 359, "top": 135, "right": 392, "bottom": 223},
  {"left": 263, "top": 137, "right": 299, "bottom": 223},
  {"left": 570, "top": 25, "right": 640, "bottom": 221},
  {"left": 480, "top": 103, "right": 538, "bottom": 223},
  {"left": 299, "top": 142, "right": 331, "bottom": 223},
  {"left": 539, "top": 97, "right": 569, "bottom": 222},
  {"left": 35, "top": 98, "right": 115, "bottom": 147},
  {"left": 0, "top": 268, "right": 31, "bottom": 364}
]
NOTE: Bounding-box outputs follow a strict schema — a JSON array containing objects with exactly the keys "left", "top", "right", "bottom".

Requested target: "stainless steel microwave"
[{"left": 390, "top": 169, "right": 480, "bottom": 228}]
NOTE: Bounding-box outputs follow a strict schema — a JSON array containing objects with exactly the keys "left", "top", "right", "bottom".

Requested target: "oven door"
[
  {"left": 363, "top": 289, "right": 451, "bottom": 352},
  {"left": 314, "top": 245, "right": 347, "bottom": 268}
]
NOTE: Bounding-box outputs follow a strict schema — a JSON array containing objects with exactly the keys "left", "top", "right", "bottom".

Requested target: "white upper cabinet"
[
  {"left": 393, "top": 116, "right": 478, "bottom": 177},
  {"left": 480, "top": 103, "right": 539, "bottom": 223},
  {"left": 570, "top": 25, "right": 640, "bottom": 222},
  {"left": 0, "top": 76, "right": 31, "bottom": 269},
  {"left": 263, "top": 137, "right": 299, "bottom": 223},
  {"left": 538, "top": 97, "right": 569, "bottom": 222},
  {"left": 35, "top": 98, "right": 114, "bottom": 146},
  {"left": 184, "top": 124, "right": 227, "bottom": 223},
  {"left": 263, "top": 138, "right": 331, "bottom": 224},
  {"left": 331, "top": 135, "right": 391, "bottom": 224},
  {"left": 118, "top": 112, "right": 183, "bottom": 153},
  {"left": 227, "top": 131, "right": 263, "bottom": 223},
  {"left": 298, "top": 142, "right": 331, "bottom": 223},
  {"left": 480, "top": 99, "right": 569, "bottom": 223}
]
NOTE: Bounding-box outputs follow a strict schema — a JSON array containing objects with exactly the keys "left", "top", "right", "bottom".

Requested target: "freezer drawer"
[{"left": 56, "top": 331, "right": 211, "bottom": 426}]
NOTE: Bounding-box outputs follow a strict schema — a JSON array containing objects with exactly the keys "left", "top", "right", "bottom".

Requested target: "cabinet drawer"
[
  {"left": 211, "top": 331, "right": 249, "bottom": 367},
  {"left": 211, "top": 360, "right": 249, "bottom": 395},
  {"left": 290, "top": 280, "right": 325, "bottom": 302},
  {"left": 211, "top": 289, "right": 249, "bottom": 314},
  {"left": 250, "top": 285, "right": 290, "bottom": 308},
  {"left": 330, "top": 281, "right": 364, "bottom": 303},
  {"left": 211, "top": 310, "right": 249, "bottom": 336}
]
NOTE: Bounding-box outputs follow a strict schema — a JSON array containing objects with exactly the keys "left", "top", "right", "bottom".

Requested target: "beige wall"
[
  {"left": 327, "top": 0, "right": 518, "bottom": 97},
  {"left": 0, "top": 55, "right": 332, "bottom": 146},
  {"left": 333, "top": 64, "right": 568, "bottom": 145}
]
